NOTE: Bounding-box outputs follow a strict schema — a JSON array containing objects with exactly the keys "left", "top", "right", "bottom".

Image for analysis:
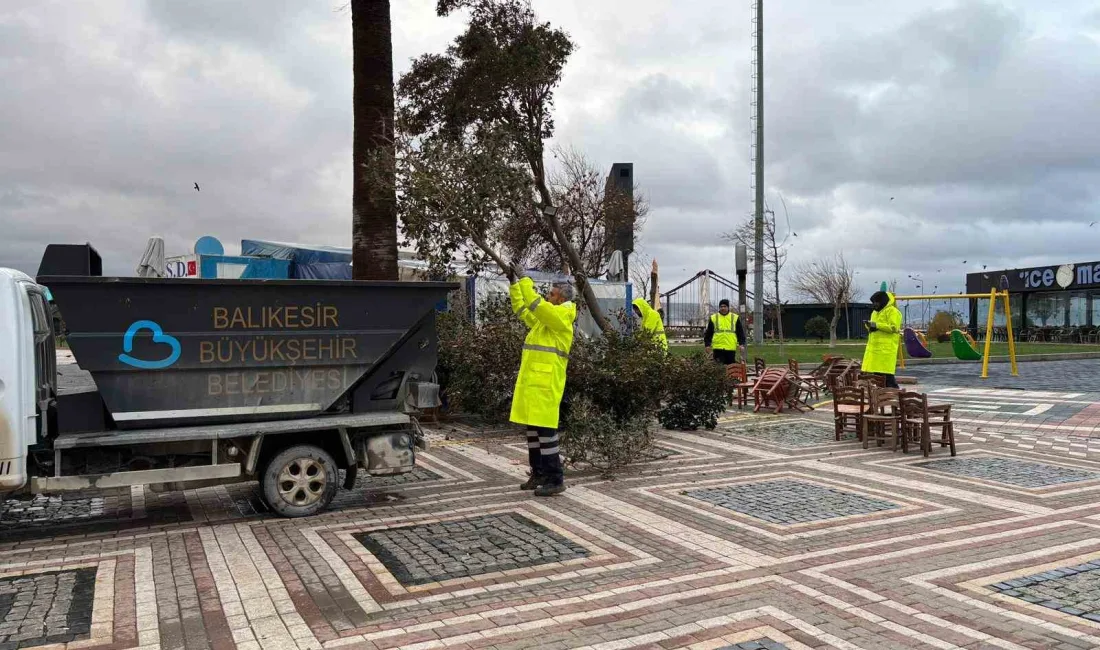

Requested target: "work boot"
[
  {"left": 534, "top": 482, "right": 566, "bottom": 497},
  {"left": 519, "top": 472, "right": 546, "bottom": 491}
]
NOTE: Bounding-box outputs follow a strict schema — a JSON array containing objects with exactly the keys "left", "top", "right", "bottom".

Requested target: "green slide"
[{"left": 950, "top": 329, "right": 982, "bottom": 361}]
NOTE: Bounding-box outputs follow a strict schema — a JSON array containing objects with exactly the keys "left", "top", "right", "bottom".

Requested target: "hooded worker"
[
  {"left": 862, "top": 291, "right": 903, "bottom": 388},
  {"left": 507, "top": 263, "right": 577, "bottom": 497},
  {"left": 632, "top": 297, "right": 668, "bottom": 350},
  {"left": 704, "top": 298, "right": 747, "bottom": 364}
]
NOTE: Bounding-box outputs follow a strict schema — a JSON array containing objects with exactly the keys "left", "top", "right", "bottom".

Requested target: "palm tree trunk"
[{"left": 351, "top": 0, "right": 398, "bottom": 281}]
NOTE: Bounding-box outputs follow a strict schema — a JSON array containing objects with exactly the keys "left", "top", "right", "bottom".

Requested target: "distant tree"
[
  {"left": 790, "top": 252, "right": 856, "bottom": 348},
  {"left": 351, "top": 0, "right": 398, "bottom": 280},
  {"left": 724, "top": 197, "right": 792, "bottom": 343},
  {"left": 927, "top": 311, "right": 964, "bottom": 342},
  {"left": 805, "top": 315, "right": 830, "bottom": 342},
  {"left": 630, "top": 255, "right": 652, "bottom": 302}
]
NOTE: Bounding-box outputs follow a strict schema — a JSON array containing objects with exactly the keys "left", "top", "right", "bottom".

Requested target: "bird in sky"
[
  {"left": 890, "top": 197, "right": 894, "bottom": 201},
  {"left": 982, "top": 264, "right": 987, "bottom": 270},
  {"left": 194, "top": 182, "right": 200, "bottom": 192},
  {"left": 1090, "top": 221, "right": 1096, "bottom": 227},
  {"left": 963, "top": 260, "right": 968, "bottom": 264}
]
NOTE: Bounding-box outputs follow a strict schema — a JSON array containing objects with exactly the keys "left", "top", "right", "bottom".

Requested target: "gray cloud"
[{"left": 1, "top": 0, "right": 1098, "bottom": 304}]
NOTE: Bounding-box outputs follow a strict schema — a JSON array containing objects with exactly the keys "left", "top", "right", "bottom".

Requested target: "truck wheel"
[{"left": 261, "top": 445, "right": 339, "bottom": 518}]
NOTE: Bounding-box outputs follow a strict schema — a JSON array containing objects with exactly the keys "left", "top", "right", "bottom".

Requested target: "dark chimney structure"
[{"left": 604, "top": 163, "right": 635, "bottom": 278}]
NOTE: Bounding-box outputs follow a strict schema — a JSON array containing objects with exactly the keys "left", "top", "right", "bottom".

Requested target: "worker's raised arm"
[
  {"left": 509, "top": 280, "right": 538, "bottom": 328},
  {"left": 518, "top": 277, "right": 573, "bottom": 332}
]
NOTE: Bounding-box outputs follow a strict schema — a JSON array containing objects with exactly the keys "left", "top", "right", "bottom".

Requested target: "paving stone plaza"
[{"left": 10, "top": 366, "right": 1100, "bottom": 648}]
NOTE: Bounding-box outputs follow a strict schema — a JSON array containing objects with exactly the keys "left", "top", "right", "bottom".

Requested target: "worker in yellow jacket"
[
  {"left": 862, "top": 291, "right": 902, "bottom": 388},
  {"left": 508, "top": 264, "right": 577, "bottom": 497},
  {"left": 704, "top": 299, "right": 746, "bottom": 364},
  {"left": 632, "top": 297, "right": 668, "bottom": 350}
]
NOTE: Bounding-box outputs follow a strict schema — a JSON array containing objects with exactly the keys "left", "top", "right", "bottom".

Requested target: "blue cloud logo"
[{"left": 118, "top": 320, "right": 181, "bottom": 370}]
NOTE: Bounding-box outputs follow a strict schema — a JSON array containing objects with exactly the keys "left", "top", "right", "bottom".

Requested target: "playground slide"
[
  {"left": 950, "top": 329, "right": 983, "bottom": 361},
  {"left": 904, "top": 327, "right": 932, "bottom": 358}
]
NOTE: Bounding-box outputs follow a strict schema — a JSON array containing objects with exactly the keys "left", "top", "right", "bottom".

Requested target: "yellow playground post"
[{"left": 891, "top": 289, "right": 1018, "bottom": 379}]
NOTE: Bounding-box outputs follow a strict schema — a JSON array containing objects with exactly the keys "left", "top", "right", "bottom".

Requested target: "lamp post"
[{"left": 908, "top": 274, "right": 925, "bottom": 325}]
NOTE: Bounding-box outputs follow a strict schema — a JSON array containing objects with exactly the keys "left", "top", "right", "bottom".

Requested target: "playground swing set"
[{"left": 893, "top": 288, "right": 1019, "bottom": 380}]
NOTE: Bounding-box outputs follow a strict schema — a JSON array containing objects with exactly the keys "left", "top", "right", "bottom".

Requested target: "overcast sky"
[{"left": 2, "top": 0, "right": 1099, "bottom": 299}]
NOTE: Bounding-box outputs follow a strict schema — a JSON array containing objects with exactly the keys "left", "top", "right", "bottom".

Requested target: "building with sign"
[{"left": 966, "top": 260, "right": 1100, "bottom": 336}]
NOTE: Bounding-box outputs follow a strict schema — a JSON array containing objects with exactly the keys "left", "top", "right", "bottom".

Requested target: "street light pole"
[{"left": 752, "top": 0, "right": 765, "bottom": 344}]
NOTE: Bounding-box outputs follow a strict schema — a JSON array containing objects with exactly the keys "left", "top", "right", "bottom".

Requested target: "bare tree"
[
  {"left": 502, "top": 146, "right": 649, "bottom": 277},
  {"left": 790, "top": 253, "right": 856, "bottom": 348},
  {"left": 724, "top": 198, "right": 791, "bottom": 343},
  {"left": 629, "top": 253, "right": 658, "bottom": 305}
]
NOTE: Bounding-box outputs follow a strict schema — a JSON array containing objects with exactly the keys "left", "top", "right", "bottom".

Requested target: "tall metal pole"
[{"left": 752, "top": 0, "right": 765, "bottom": 344}]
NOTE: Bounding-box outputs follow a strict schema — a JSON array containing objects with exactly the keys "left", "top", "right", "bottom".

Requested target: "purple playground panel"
[{"left": 904, "top": 327, "right": 933, "bottom": 358}]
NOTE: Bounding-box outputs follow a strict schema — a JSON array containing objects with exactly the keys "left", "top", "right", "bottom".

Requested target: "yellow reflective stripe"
[
  {"left": 523, "top": 343, "right": 570, "bottom": 360},
  {"left": 711, "top": 314, "right": 735, "bottom": 331}
]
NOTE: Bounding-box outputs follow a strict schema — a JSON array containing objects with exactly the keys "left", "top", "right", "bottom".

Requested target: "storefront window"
[
  {"left": 976, "top": 294, "right": 1022, "bottom": 330},
  {"left": 1070, "top": 291, "right": 1089, "bottom": 327},
  {"left": 1026, "top": 292, "right": 1069, "bottom": 328}
]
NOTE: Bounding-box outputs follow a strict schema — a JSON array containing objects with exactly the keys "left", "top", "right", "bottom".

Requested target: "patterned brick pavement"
[{"left": 13, "top": 386, "right": 1100, "bottom": 648}]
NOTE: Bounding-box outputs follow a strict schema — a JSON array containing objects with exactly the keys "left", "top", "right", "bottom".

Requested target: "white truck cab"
[{"left": 0, "top": 268, "right": 55, "bottom": 492}]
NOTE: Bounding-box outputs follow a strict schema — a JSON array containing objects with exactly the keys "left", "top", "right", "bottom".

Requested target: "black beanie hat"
[{"left": 719, "top": 299, "right": 730, "bottom": 308}]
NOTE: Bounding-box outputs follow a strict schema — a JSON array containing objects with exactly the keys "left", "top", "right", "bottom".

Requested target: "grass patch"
[{"left": 668, "top": 341, "right": 1100, "bottom": 364}]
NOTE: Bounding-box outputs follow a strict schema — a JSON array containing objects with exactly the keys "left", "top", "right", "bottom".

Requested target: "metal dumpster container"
[{"left": 40, "top": 274, "right": 457, "bottom": 429}]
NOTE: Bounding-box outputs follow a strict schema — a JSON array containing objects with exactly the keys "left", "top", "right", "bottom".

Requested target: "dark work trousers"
[
  {"left": 872, "top": 372, "right": 900, "bottom": 389},
  {"left": 525, "top": 427, "right": 564, "bottom": 485},
  {"left": 712, "top": 349, "right": 737, "bottom": 365}
]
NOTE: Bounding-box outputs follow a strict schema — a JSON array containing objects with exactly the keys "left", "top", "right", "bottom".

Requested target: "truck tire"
[{"left": 261, "top": 445, "right": 339, "bottom": 518}]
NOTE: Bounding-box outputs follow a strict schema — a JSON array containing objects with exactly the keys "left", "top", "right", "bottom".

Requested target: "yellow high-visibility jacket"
[
  {"left": 862, "top": 292, "right": 903, "bottom": 374},
  {"left": 710, "top": 312, "right": 740, "bottom": 350},
  {"left": 632, "top": 297, "right": 668, "bottom": 350},
  {"left": 508, "top": 277, "right": 577, "bottom": 429}
]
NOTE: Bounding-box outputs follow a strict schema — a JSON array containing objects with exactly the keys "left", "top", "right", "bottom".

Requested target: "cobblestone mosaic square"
[
  {"left": 724, "top": 422, "right": 834, "bottom": 447},
  {"left": 0, "top": 568, "right": 96, "bottom": 648},
  {"left": 1, "top": 495, "right": 106, "bottom": 526},
  {"left": 354, "top": 512, "right": 590, "bottom": 586},
  {"left": 915, "top": 457, "right": 1100, "bottom": 487},
  {"left": 684, "top": 479, "right": 899, "bottom": 525},
  {"left": 720, "top": 640, "right": 790, "bottom": 650},
  {"left": 989, "top": 562, "right": 1100, "bottom": 621}
]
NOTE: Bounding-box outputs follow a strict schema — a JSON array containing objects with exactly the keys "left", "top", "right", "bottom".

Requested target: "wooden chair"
[
  {"left": 862, "top": 386, "right": 903, "bottom": 451},
  {"left": 856, "top": 372, "right": 887, "bottom": 395},
  {"left": 832, "top": 386, "right": 865, "bottom": 441},
  {"left": 808, "top": 358, "right": 837, "bottom": 388},
  {"left": 788, "top": 359, "right": 822, "bottom": 401},
  {"left": 726, "top": 363, "right": 751, "bottom": 410},
  {"left": 753, "top": 357, "right": 767, "bottom": 379},
  {"left": 784, "top": 373, "right": 816, "bottom": 412},
  {"left": 900, "top": 391, "right": 956, "bottom": 457},
  {"left": 752, "top": 367, "right": 790, "bottom": 414},
  {"left": 825, "top": 359, "right": 860, "bottom": 393}
]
